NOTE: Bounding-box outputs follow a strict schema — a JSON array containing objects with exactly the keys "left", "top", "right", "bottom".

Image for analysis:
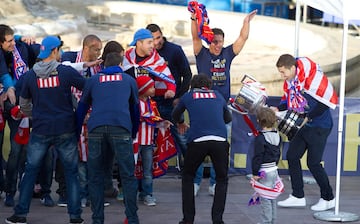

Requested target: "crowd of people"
[{"left": 0, "top": 4, "right": 339, "bottom": 224}]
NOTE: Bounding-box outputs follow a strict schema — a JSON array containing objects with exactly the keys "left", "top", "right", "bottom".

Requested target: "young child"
[
  {"left": 135, "top": 75, "right": 171, "bottom": 206},
  {"left": 251, "top": 106, "right": 282, "bottom": 224}
]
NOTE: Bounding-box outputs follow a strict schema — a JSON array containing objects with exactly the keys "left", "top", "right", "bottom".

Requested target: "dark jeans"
[
  {"left": 14, "top": 132, "right": 82, "bottom": 219},
  {"left": 287, "top": 125, "right": 334, "bottom": 200},
  {"left": 88, "top": 126, "right": 138, "bottom": 224},
  {"left": 182, "top": 140, "right": 229, "bottom": 223}
]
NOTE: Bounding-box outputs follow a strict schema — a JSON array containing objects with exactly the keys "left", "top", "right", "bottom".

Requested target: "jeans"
[
  {"left": 182, "top": 140, "right": 229, "bottom": 223},
  {"left": 38, "top": 147, "right": 54, "bottom": 196},
  {"left": 88, "top": 126, "right": 138, "bottom": 224},
  {"left": 287, "top": 125, "right": 334, "bottom": 200},
  {"left": 259, "top": 169, "right": 278, "bottom": 224},
  {"left": 138, "top": 145, "right": 153, "bottom": 197},
  {"left": 55, "top": 156, "right": 66, "bottom": 198},
  {"left": 3, "top": 115, "right": 26, "bottom": 195},
  {"left": 14, "top": 132, "right": 82, "bottom": 219},
  {"left": 194, "top": 163, "right": 216, "bottom": 186},
  {"left": 78, "top": 161, "right": 88, "bottom": 200}
]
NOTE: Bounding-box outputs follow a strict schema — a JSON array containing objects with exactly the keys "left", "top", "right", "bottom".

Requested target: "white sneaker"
[
  {"left": 311, "top": 198, "right": 335, "bottom": 211},
  {"left": 194, "top": 183, "right": 200, "bottom": 196},
  {"left": 277, "top": 194, "right": 306, "bottom": 207},
  {"left": 208, "top": 184, "right": 215, "bottom": 196},
  {"left": 143, "top": 195, "right": 156, "bottom": 206}
]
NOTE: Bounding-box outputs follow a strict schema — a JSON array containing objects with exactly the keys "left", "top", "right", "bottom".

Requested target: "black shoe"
[
  {"left": 5, "top": 215, "right": 27, "bottom": 224},
  {"left": 69, "top": 218, "right": 84, "bottom": 224}
]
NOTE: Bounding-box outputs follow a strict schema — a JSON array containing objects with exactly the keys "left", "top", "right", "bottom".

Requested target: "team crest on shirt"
[
  {"left": 37, "top": 72, "right": 60, "bottom": 88},
  {"left": 99, "top": 73, "right": 123, "bottom": 83},
  {"left": 192, "top": 92, "right": 216, "bottom": 99}
]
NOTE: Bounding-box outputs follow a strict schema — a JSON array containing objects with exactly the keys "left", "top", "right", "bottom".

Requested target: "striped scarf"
[
  {"left": 12, "top": 46, "right": 28, "bottom": 80},
  {"left": 187, "top": 1, "right": 214, "bottom": 44},
  {"left": 282, "top": 57, "right": 338, "bottom": 110}
]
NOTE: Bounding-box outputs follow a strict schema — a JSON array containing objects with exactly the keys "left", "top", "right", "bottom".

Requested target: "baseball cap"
[
  {"left": 38, "top": 36, "right": 61, "bottom": 59},
  {"left": 129, "top": 28, "right": 153, "bottom": 46},
  {"left": 136, "top": 76, "right": 154, "bottom": 95}
]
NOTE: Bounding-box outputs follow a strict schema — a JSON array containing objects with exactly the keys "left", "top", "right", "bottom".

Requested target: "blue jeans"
[
  {"left": 88, "top": 126, "right": 138, "bottom": 224},
  {"left": 14, "top": 132, "right": 82, "bottom": 219},
  {"left": 4, "top": 117, "right": 26, "bottom": 195},
  {"left": 138, "top": 145, "right": 153, "bottom": 197},
  {"left": 194, "top": 163, "right": 216, "bottom": 186},
  {"left": 78, "top": 161, "right": 88, "bottom": 200}
]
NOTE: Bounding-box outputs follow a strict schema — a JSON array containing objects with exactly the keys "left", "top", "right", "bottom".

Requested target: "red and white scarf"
[
  {"left": 282, "top": 57, "right": 338, "bottom": 110},
  {"left": 122, "top": 48, "right": 176, "bottom": 96}
]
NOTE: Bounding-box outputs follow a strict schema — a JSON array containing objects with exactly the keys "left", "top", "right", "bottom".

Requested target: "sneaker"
[
  {"left": 57, "top": 195, "right": 68, "bottom": 207},
  {"left": 40, "top": 194, "right": 55, "bottom": 207},
  {"left": 194, "top": 183, "right": 200, "bottom": 197},
  {"left": 277, "top": 194, "right": 306, "bottom": 207},
  {"left": 143, "top": 195, "right": 156, "bottom": 206},
  {"left": 4, "top": 193, "right": 15, "bottom": 207},
  {"left": 208, "top": 184, "right": 215, "bottom": 196},
  {"left": 117, "top": 190, "right": 124, "bottom": 201},
  {"left": 5, "top": 215, "right": 27, "bottom": 224},
  {"left": 104, "top": 201, "right": 110, "bottom": 207},
  {"left": 69, "top": 218, "right": 84, "bottom": 224},
  {"left": 311, "top": 198, "right": 335, "bottom": 211}
]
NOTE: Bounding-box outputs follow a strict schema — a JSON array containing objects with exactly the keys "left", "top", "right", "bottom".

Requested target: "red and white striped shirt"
[{"left": 135, "top": 98, "right": 161, "bottom": 145}]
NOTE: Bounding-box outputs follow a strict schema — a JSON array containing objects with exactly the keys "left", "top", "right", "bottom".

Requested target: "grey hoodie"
[{"left": 32, "top": 60, "right": 60, "bottom": 78}]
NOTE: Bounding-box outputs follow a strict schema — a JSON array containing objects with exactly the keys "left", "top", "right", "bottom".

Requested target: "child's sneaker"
[{"left": 143, "top": 195, "right": 156, "bottom": 206}]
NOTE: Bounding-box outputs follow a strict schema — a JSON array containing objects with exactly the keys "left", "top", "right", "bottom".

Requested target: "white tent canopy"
[
  {"left": 300, "top": 0, "right": 360, "bottom": 20},
  {"left": 295, "top": 0, "right": 360, "bottom": 221}
]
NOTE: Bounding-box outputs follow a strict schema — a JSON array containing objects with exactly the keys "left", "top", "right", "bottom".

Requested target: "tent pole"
[
  {"left": 294, "top": 0, "right": 301, "bottom": 57},
  {"left": 313, "top": 16, "right": 359, "bottom": 223}
]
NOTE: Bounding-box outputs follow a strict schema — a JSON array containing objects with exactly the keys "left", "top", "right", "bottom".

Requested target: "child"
[
  {"left": 135, "top": 75, "right": 171, "bottom": 206},
  {"left": 251, "top": 106, "right": 282, "bottom": 224}
]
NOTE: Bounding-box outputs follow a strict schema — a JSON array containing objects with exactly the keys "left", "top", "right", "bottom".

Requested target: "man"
[
  {"left": 172, "top": 74, "right": 232, "bottom": 224},
  {"left": 273, "top": 54, "right": 337, "bottom": 211},
  {"left": 122, "top": 28, "right": 176, "bottom": 100},
  {"left": 5, "top": 35, "right": 85, "bottom": 224},
  {"left": 146, "top": 23, "right": 192, "bottom": 170},
  {"left": 77, "top": 52, "right": 140, "bottom": 224},
  {"left": 189, "top": 9, "right": 257, "bottom": 196},
  {"left": 57, "top": 34, "right": 108, "bottom": 207},
  {"left": 0, "top": 24, "right": 53, "bottom": 207}
]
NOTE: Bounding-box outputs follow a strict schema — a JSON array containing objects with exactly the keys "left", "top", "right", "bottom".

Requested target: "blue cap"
[
  {"left": 38, "top": 36, "right": 61, "bottom": 59},
  {"left": 129, "top": 28, "right": 153, "bottom": 46}
]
